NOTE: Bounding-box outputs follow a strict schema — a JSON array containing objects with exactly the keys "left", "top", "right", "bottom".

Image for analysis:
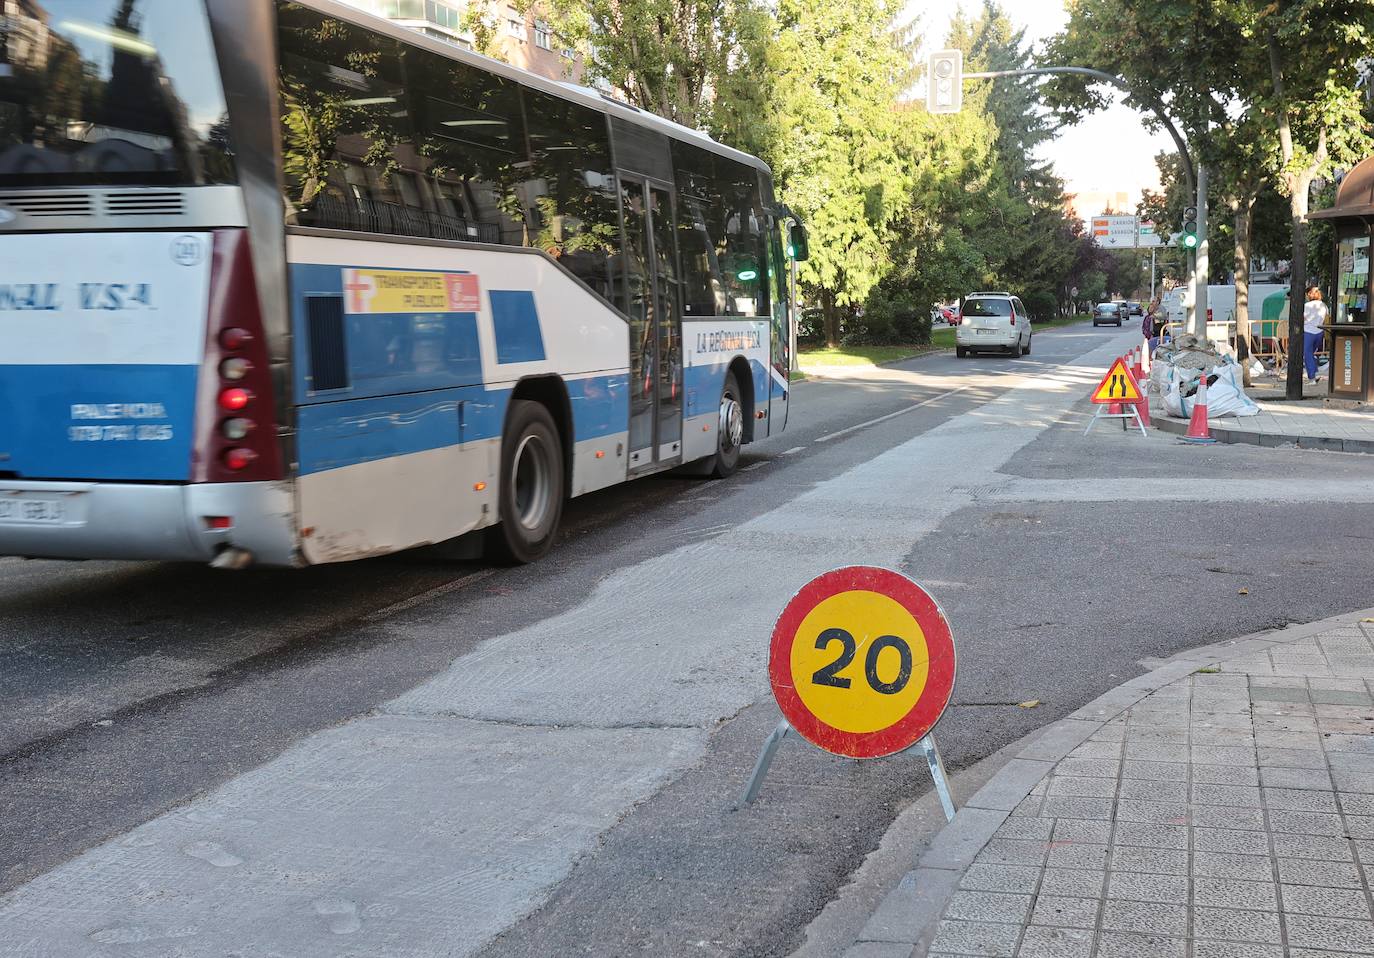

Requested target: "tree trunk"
[
  {"left": 823, "top": 290, "right": 839, "bottom": 348},
  {"left": 1285, "top": 177, "right": 1311, "bottom": 400},
  {"left": 1234, "top": 195, "right": 1255, "bottom": 387}
]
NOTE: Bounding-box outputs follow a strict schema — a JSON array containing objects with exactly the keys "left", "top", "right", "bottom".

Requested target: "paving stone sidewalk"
[
  {"left": 850, "top": 609, "right": 1374, "bottom": 958},
  {"left": 1154, "top": 394, "right": 1374, "bottom": 453}
]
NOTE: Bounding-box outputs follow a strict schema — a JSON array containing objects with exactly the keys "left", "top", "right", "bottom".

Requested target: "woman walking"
[{"left": 1303, "top": 286, "right": 1329, "bottom": 383}]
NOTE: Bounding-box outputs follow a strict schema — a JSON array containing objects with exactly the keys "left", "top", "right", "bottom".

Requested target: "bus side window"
[
  {"left": 276, "top": 6, "right": 412, "bottom": 230},
  {"left": 404, "top": 46, "right": 528, "bottom": 248},
  {"left": 521, "top": 90, "right": 620, "bottom": 304},
  {"left": 671, "top": 141, "right": 768, "bottom": 318}
]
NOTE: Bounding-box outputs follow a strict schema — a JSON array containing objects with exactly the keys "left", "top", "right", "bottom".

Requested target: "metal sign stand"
[
  {"left": 736, "top": 720, "right": 957, "bottom": 822},
  {"left": 1083, "top": 402, "right": 1147, "bottom": 438}
]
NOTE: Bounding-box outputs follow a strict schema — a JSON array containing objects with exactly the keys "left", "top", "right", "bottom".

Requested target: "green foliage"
[
  {"left": 766, "top": 0, "right": 913, "bottom": 344},
  {"left": 541, "top": 0, "right": 772, "bottom": 131},
  {"left": 1022, "top": 290, "right": 1057, "bottom": 321},
  {"left": 1077, "top": 269, "right": 1107, "bottom": 304},
  {"left": 849, "top": 282, "right": 933, "bottom": 346}
]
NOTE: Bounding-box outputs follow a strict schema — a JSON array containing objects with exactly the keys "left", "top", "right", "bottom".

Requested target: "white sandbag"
[{"left": 1179, "top": 361, "right": 1260, "bottom": 419}]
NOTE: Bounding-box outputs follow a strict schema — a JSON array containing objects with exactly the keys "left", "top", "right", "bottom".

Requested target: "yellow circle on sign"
[{"left": 789, "top": 590, "right": 930, "bottom": 734}]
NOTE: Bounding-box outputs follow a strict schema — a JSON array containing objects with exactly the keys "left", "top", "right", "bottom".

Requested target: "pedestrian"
[
  {"left": 1303, "top": 286, "right": 1328, "bottom": 383},
  {"left": 1143, "top": 295, "right": 1162, "bottom": 354}
]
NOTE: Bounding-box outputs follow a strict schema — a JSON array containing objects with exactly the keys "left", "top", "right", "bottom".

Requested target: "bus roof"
[{"left": 301, "top": 0, "right": 771, "bottom": 177}]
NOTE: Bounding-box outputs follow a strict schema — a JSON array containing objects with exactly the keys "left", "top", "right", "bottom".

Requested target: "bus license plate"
[{"left": 0, "top": 495, "right": 79, "bottom": 525}]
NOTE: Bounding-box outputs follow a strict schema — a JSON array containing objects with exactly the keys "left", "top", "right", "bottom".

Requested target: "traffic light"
[
  {"left": 928, "top": 50, "right": 963, "bottom": 114},
  {"left": 787, "top": 221, "right": 810, "bottom": 262},
  {"left": 1181, "top": 206, "right": 1198, "bottom": 249}
]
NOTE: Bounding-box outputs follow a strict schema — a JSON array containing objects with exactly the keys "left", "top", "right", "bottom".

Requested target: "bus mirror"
[{"left": 787, "top": 222, "right": 810, "bottom": 262}]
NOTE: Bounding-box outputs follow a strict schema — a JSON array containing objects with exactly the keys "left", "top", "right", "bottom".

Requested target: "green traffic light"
[
  {"left": 737, "top": 269, "right": 759, "bottom": 281},
  {"left": 1183, "top": 234, "right": 1198, "bottom": 249}
]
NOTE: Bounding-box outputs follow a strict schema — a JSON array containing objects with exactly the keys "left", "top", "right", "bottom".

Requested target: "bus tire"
[
  {"left": 487, "top": 400, "right": 565, "bottom": 564},
  {"left": 708, "top": 370, "right": 745, "bottom": 478}
]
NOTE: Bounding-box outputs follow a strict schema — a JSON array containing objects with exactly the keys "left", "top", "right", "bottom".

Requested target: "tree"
[
  {"left": 767, "top": 0, "right": 912, "bottom": 345},
  {"left": 540, "top": 0, "right": 772, "bottom": 132},
  {"left": 1225, "top": 0, "right": 1374, "bottom": 397}
]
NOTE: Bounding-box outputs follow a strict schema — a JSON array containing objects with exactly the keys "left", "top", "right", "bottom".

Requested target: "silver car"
[{"left": 955, "top": 292, "right": 1033, "bottom": 358}]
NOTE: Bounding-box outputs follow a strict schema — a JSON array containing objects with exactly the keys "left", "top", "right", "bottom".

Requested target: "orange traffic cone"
[
  {"left": 1136, "top": 389, "right": 1151, "bottom": 428},
  {"left": 1130, "top": 346, "right": 1144, "bottom": 379},
  {"left": 1181, "top": 368, "right": 1217, "bottom": 443}
]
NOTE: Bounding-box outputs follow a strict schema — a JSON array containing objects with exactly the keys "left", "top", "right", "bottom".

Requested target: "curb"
[
  {"left": 1153, "top": 414, "right": 1374, "bottom": 454},
  {"left": 847, "top": 606, "right": 1374, "bottom": 958}
]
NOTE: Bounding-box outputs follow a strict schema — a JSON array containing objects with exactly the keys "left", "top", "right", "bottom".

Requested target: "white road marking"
[
  {"left": 740, "top": 461, "right": 768, "bottom": 472},
  {"left": 813, "top": 386, "right": 970, "bottom": 443},
  {"left": 780, "top": 446, "right": 806, "bottom": 456}
]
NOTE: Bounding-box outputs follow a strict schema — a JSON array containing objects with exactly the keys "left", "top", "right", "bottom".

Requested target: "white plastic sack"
[
  {"left": 1163, "top": 365, "right": 1186, "bottom": 418},
  {"left": 1179, "top": 360, "right": 1260, "bottom": 419}
]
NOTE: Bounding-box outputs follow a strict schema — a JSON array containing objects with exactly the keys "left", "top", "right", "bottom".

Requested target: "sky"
[{"left": 909, "top": 0, "right": 1174, "bottom": 215}]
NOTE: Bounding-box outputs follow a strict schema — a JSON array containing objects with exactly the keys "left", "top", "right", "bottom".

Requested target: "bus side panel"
[
  {"left": 681, "top": 319, "right": 772, "bottom": 462},
  {"left": 285, "top": 235, "right": 629, "bottom": 564}
]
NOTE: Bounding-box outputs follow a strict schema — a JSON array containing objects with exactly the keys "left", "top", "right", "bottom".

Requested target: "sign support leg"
[
  {"left": 737, "top": 719, "right": 791, "bottom": 808},
  {"left": 1083, "top": 405, "right": 1104, "bottom": 435},
  {"left": 1130, "top": 404, "right": 1147, "bottom": 438},
  {"left": 918, "top": 734, "right": 957, "bottom": 822}
]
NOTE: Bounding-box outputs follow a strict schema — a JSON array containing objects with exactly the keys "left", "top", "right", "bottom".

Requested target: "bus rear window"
[{"left": 0, "top": 0, "right": 235, "bottom": 187}]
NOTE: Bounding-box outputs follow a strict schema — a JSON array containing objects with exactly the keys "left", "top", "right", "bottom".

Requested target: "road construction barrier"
[
  {"left": 738, "top": 566, "right": 957, "bottom": 820},
  {"left": 1085, "top": 356, "right": 1147, "bottom": 438}
]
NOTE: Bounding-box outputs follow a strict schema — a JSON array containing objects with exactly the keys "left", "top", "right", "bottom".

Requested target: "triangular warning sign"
[{"left": 1091, "top": 358, "right": 1143, "bottom": 404}]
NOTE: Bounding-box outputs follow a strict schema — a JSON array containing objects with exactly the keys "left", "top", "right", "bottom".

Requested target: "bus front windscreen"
[{"left": 0, "top": 0, "right": 235, "bottom": 188}]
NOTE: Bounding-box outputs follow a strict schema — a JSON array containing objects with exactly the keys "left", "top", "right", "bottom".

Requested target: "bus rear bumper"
[{"left": 0, "top": 480, "right": 298, "bottom": 566}]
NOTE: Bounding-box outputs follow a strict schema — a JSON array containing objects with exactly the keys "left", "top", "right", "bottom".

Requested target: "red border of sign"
[{"left": 767, "top": 566, "right": 957, "bottom": 759}]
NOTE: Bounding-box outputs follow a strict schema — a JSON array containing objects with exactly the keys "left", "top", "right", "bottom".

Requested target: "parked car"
[
  {"left": 1128, "top": 301, "right": 1144, "bottom": 316},
  {"left": 955, "top": 292, "right": 1033, "bottom": 358},
  {"left": 931, "top": 304, "right": 958, "bottom": 326},
  {"left": 1092, "top": 302, "right": 1122, "bottom": 327}
]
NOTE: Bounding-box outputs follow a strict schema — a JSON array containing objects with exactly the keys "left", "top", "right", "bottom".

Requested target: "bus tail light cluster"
[{"left": 193, "top": 230, "right": 284, "bottom": 483}]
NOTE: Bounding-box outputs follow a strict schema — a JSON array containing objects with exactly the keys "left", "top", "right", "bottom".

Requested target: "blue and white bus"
[{"left": 0, "top": 0, "right": 804, "bottom": 566}]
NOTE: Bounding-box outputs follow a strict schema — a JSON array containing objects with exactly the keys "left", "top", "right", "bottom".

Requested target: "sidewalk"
[
  {"left": 851, "top": 609, "right": 1374, "bottom": 958},
  {"left": 1156, "top": 400, "right": 1374, "bottom": 452},
  {"left": 1153, "top": 375, "right": 1374, "bottom": 453}
]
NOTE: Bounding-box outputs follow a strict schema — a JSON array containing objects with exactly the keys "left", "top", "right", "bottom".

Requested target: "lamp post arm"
[{"left": 964, "top": 66, "right": 1196, "bottom": 194}]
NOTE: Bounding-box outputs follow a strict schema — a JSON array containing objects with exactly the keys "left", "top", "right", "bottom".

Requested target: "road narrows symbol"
[{"left": 1090, "top": 359, "right": 1143, "bottom": 405}]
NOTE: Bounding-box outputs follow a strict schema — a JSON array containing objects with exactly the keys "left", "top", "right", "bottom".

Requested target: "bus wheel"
[
  {"left": 488, "top": 400, "right": 564, "bottom": 563},
  {"left": 710, "top": 371, "right": 745, "bottom": 478}
]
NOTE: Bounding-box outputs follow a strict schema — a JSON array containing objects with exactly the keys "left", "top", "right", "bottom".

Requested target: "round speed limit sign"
[{"left": 768, "top": 566, "right": 956, "bottom": 759}]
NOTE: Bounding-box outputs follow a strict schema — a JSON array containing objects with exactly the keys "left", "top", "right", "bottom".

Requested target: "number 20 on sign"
[{"left": 768, "top": 567, "right": 956, "bottom": 759}]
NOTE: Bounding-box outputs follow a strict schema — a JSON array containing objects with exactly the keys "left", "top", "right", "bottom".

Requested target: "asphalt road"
[{"left": 4, "top": 321, "right": 1373, "bottom": 957}]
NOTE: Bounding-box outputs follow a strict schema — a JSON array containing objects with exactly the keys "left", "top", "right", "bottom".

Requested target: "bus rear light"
[
  {"left": 203, "top": 516, "right": 234, "bottom": 530},
  {"left": 220, "top": 357, "right": 253, "bottom": 381},
  {"left": 218, "top": 387, "right": 252, "bottom": 412},
  {"left": 223, "top": 448, "right": 258, "bottom": 471},
  {"left": 193, "top": 230, "right": 283, "bottom": 484},
  {"left": 221, "top": 417, "right": 255, "bottom": 441},
  {"left": 474, "top": 482, "right": 487, "bottom": 492},
  {"left": 219, "top": 327, "right": 254, "bottom": 351}
]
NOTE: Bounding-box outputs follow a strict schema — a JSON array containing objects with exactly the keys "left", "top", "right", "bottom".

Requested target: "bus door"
[{"left": 620, "top": 176, "right": 683, "bottom": 472}]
